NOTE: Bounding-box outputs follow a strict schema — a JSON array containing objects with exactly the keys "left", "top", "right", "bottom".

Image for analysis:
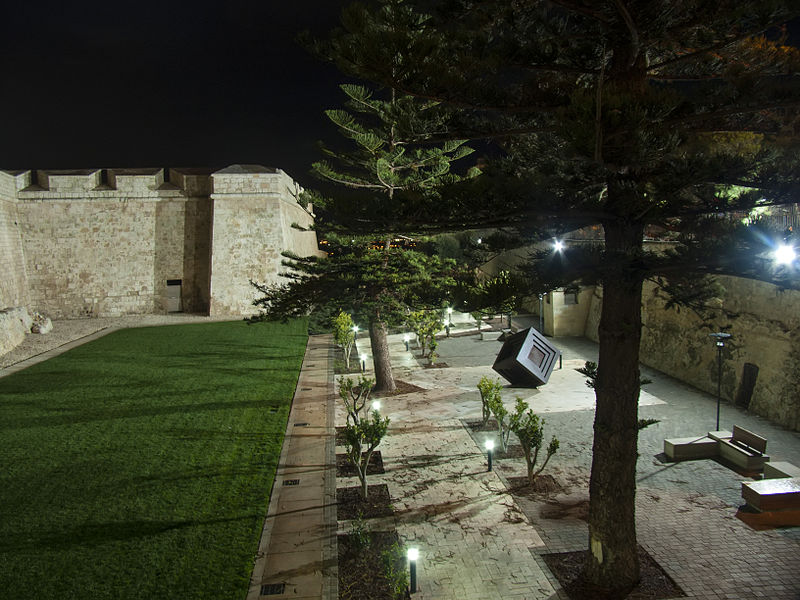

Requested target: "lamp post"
[
  {"left": 352, "top": 325, "right": 359, "bottom": 354},
  {"left": 446, "top": 307, "right": 453, "bottom": 337},
  {"left": 485, "top": 439, "right": 494, "bottom": 472},
  {"left": 360, "top": 353, "right": 367, "bottom": 373},
  {"left": 403, "top": 334, "right": 410, "bottom": 352},
  {"left": 407, "top": 547, "right": 419, "bottom": 593},
  {"left": 371, "top": 400, "right": 381, "bottom": 412},
  {"left": 538, "top": 293, "right": 544, "bottom": 332},
  {"left": 709, "top": 333, "right": 731, "bottom": 431}
]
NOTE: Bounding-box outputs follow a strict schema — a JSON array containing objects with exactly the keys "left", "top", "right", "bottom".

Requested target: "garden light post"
[
  {"left": 360, "top": 353, "right": 367, "bottom": 373},
  {"left": 371, "top": 400, "right": 381, "bottom": 412},
  {"left": 485, "top": 439, "right": 494, "bottom": 472},
  {"left": 446, "top": 307, "right": 453, "bottom": 337},
  {"left": 403, "top": 334, "right": 410, "bottom": 351},
  {"left": 538, "top": 293, "right": 543, "bottom": 332},
  {"left": 407, "top": 547, "right": 419, "bottom": 593},
  {"left": 352, "top": 325, "right": 359, "bottom": 354},
  {"left": 709, "top": 333, "right": 731, "bottom": 431}
]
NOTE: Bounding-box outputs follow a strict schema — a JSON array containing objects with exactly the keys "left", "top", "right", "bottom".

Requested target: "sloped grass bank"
[{"left": 0, "top": 319, "right": 307, "bottom": 600}]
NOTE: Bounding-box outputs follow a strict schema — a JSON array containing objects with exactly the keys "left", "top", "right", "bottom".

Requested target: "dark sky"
[
  {"left": 1, "top": 4, "right": 797, "bottom": 188},
  {"left": 0, "top": 1, "right": 348, "bottom": 186}
]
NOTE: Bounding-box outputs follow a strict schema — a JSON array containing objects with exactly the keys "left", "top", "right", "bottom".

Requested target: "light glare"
[
  {"left": 553, "top": 240, "right": 564, "bottom": 251},
  {"left": 774, "top": 244, "right": 796, "bottom": 265},
  {"left": 407, "top": 548, "right": 419, "bottom": 561},
  {"left": 484, "top": 439, "right": 494, "bottom": 450}
]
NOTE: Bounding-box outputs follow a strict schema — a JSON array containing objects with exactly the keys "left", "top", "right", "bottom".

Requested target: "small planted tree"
[
  {"left": 344, "top": 409, "right": 390, "bottom": 499},
  {"left": 486, "top": 393, "right": 512, "bottom": 452},
  {"left": 339, "top": 375, "right": 374, "bottom": 425},
  {"left": 508, "top": 398, "right": 559, "bottom": 485},
  {"left": 477, "top": 376, "right": 503, "bottom": 426},
  {"left": 333, "top": 311, "right": 357, "bottom": 369}
]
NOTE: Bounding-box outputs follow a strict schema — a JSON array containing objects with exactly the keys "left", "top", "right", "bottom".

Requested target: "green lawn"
[{"left": 0, "top": 319, "right": 308, "bottom": 600}]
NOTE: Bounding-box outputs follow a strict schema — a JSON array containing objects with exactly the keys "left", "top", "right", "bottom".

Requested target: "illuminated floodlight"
[
  {"left": 553, "top": 240, "right": 564, "bottom": 252},
  {"left": 774, "top": 244, "right": 796, "bottom": 265}
]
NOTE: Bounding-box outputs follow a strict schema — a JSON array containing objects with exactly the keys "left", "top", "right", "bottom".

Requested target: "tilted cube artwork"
[{"left": 492, "top": 327, "right": 561, "bottom": 387}]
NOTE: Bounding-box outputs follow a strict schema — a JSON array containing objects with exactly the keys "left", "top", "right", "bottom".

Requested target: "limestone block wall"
[
  {"left": 0, "top": 172, "right": 28, "bottom": 309},
  {"left": 585, "top": 278, "right": 800, "bottom": 431},
  {"left": 12, "top": 168, "right": 214, "bottom": 318},
  {"left": 208, "top": 166, "right": 319, "bottom": 316}
]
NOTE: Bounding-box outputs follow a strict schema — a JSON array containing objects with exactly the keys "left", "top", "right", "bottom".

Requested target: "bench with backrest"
[
  {"left": 664, "top": 425, "right": 770, "bottom": 471},
  {"left": 709, "top": 426, "right": 769, "bottom": 471}
]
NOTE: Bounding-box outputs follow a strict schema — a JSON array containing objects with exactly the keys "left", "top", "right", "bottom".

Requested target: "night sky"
[
  {"left": 0, "top": 1, "right": 348, "bottom": 186},
  {"left": 1, "top": 3, "right": 798, "bottom": 188}
]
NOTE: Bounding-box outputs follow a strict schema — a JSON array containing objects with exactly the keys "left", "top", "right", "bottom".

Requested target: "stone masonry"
[{"left": 0, "top": 164, "right": 321, "bottom": 350}]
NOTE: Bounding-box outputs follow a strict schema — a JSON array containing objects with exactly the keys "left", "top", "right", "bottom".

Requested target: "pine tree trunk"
[
  {"left": 584, "top": 218, "right": 644, "bottom": 595},
  {"left": 369, "top": 319, "right": 396, "bottom": 393}
]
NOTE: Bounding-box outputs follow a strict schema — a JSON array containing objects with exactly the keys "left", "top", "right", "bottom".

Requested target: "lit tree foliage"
[{"left": 317, "top": 1, "right": 800, "bottom": 593}]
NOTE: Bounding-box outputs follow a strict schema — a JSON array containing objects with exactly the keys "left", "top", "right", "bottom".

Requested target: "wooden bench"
[
  {"left": 764, "top": 461, "right": 800, "bottom": 479},
  {"left": 741, "top": 477, "right": 800, "bottom": 512},
  {"left": 709, "top": 426, "right": 769, "bottom": 471}
]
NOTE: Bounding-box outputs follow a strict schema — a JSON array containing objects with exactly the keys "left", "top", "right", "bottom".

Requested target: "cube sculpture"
[{"left": 492, "top": 327, "right": 561, "bottom": 387}]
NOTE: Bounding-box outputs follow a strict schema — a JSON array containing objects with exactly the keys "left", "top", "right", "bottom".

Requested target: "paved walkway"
[
  {"left": 258, "top": 324, "right": 800, "bottom": 599},
  {"left": 248, "top": 335, "right": 337, "bottom": 600}
]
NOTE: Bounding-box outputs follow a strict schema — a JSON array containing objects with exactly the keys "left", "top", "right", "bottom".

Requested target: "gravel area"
[{"left": 0, "top": 314, "right": 238, "bottom": 369}]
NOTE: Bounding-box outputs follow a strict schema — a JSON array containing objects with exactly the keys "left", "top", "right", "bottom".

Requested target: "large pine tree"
[
  {"left": 317, "top": 1, "right": 800, "bottom": 594},
  {"left": 253, "top": 82, "right": 477, "bottom": 391}
]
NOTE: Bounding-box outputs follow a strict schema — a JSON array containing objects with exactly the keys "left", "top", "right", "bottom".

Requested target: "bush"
[
  {"left": 477, "top": 375, "right": 503, "bottom": 426},
  {"left": 508, "top": 397, "right": 559, "bottom": 485}
]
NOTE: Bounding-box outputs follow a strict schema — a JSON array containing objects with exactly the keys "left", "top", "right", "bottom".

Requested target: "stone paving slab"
[{"left": 247, "top": 335, "right": 336, "bottom": 600}]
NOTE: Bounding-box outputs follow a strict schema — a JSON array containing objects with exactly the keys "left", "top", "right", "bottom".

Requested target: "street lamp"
[
  {"left": 485, "top": 439, "right": 494, "bottom": 472},
  {"left": 407, "top": 547, "right": 419, "bottom": 593},
  {"left": 709, "top": 332, "right": 731, "bottom": 431}
]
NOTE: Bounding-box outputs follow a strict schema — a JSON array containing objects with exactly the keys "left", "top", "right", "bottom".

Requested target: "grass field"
[{"left": 0, "top": 319, "right": 308, "bottom": 600}]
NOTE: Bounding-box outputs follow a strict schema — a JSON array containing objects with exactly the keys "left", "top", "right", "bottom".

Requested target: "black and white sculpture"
[{"left": 492, "top": 327, "right": 561, "bottom": 387}]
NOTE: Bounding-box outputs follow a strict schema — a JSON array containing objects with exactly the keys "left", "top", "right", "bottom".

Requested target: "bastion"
[{"left": 0, "top": 164, "right": 320, "bottom": 332}]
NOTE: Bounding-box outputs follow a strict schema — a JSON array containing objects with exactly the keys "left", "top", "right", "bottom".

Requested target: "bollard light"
[
  {"left": 360, "top": 353, "right": 367, "bottom": 373},
  {"left": 485, "top": 439, "right": 494, "bottom": 472},
  {"left": 407, "top": 547, "right": 419, "bottom": 593},
  {"left": 372, "top": 400, "right": 381, "bottom": 412},
  {"left": 403, "top": 334, "right": 410, "bottom": 352}
]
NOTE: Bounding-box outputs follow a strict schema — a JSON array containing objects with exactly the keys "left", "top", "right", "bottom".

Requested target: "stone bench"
[
  {"left": 741, "top": 477, "right": 800, "bottom": 512},
  {"left": 663, "top": 436, "right": 719, "bottom": 461},
  {"left": 764, "top": 461, "right": 800, "bottom": 479},
  {"left": 709, "top": 426, "right": 769, "bottom": 472},
  {"left": 663, "top": 425, "right": 770, "bottom": 472}
]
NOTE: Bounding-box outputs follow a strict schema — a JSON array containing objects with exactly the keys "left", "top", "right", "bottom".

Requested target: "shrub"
[
  {"left": 508, "top": 397, "right": 559, "bottom": 485},
  {"left": 477, "top": 375, "right": 503, "bottom": 426}
]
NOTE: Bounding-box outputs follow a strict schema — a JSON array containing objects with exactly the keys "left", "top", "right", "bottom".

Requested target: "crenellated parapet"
[{"left": 0, "top": 164, "right": 320, "bottom": 325}]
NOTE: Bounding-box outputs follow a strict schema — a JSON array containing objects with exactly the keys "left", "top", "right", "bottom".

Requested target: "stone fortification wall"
[
  {"left": 208, "top": 166, "right": 319, "bottom": 316},
  {"left": 585, "top": 277, "right": 800, "bottom": 431},
  {"left": 10, "top": 168, "right": 214, "bottom": 318},
  {"left": 0, "top": 171, "right": 29, "bottom": 309}
]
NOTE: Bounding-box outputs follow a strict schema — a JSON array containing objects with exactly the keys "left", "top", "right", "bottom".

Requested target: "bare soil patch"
[
  {"left": 542, "top": 546, "right": 685, "bottom": 600},
  {"left": 336, "top": 484, "right": 394, "bottom": 520},
  {"left": 336, "top": 451, "right": 385, "bottom": 477},
  {"left": 338, "top": 530, "right": 408, "bottom": 600},
  {"left": 374, "top": 380, "right": 426, "bottom": 397},
  {"left": 507, "top": 474, "right": 563, "bottom": 497}
]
